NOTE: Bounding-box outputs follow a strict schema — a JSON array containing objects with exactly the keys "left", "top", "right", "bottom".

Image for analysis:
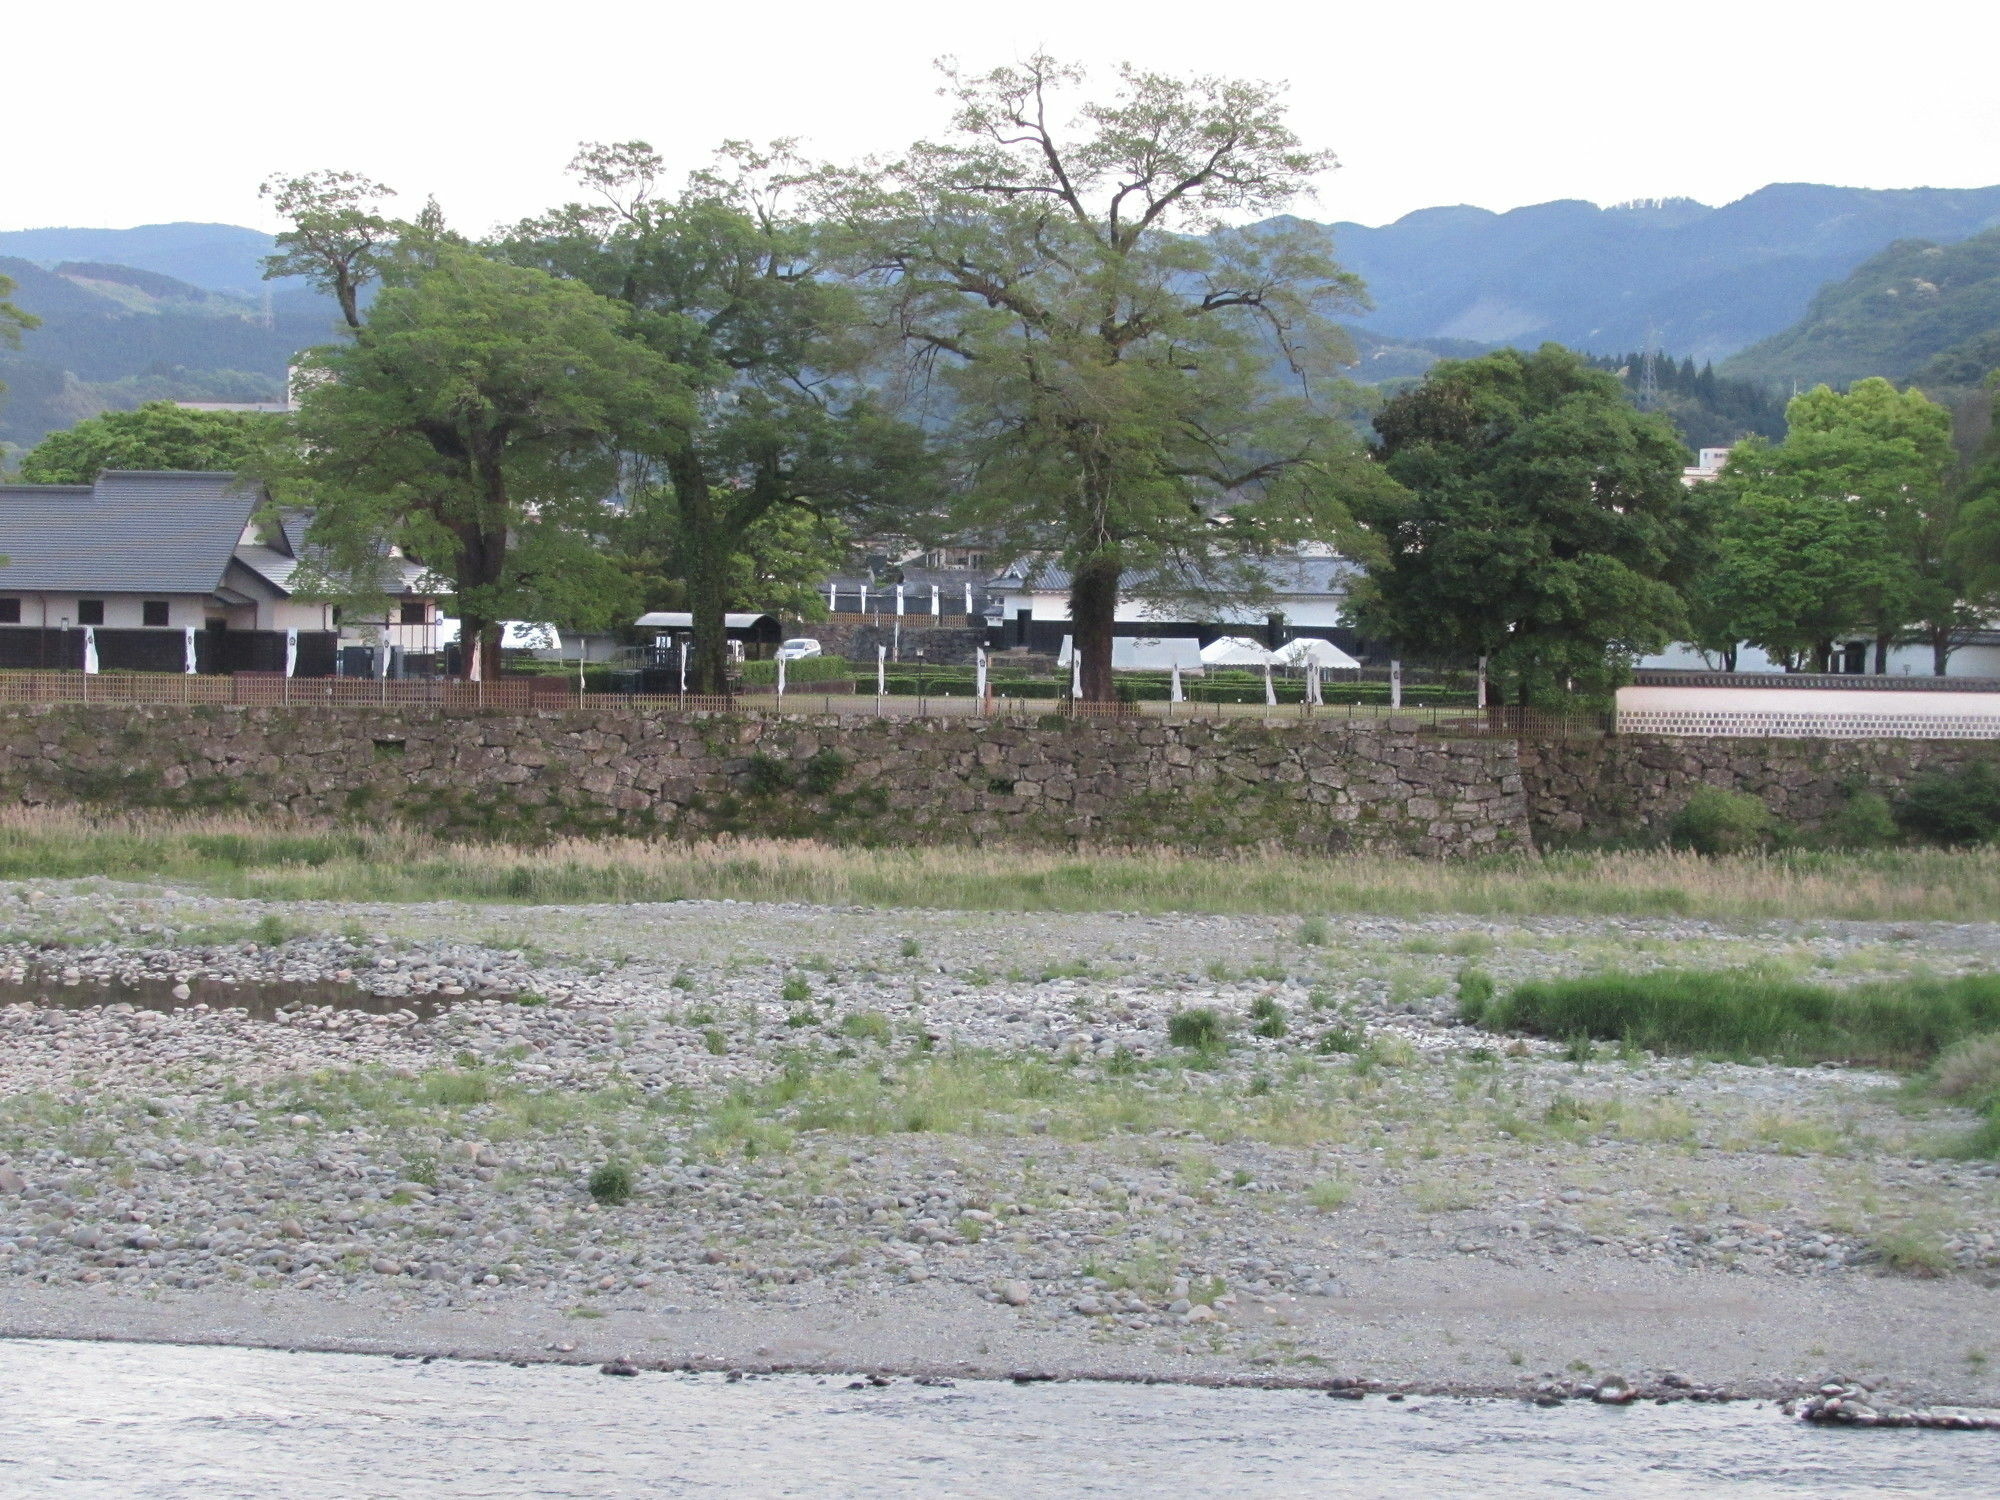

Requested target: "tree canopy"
[
  {"left": 276, "top": 251, "right": 685, "bottom": 676},
  {"left": 1350, "top": 344, "right": 1706, "bottom": 702},
  {"left": 832, "top": 55, "right": 1384, "bottom": 700},
  {"left": 497, "top": 142, "right": 931, "bottom": 692},
  {"left": 18, "top": 400, "right": 271, "bottom": 484}
]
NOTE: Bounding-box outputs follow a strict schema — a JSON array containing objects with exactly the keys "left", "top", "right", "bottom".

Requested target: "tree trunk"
[
  {"left": 1721, "top": 644, "right": 1738, "bottom": 672},
  {"left": 1873, "top": 632, "right": 1891, "bottom": 675},
  {"left": 1068, "top": 556, "right": 1120, "bottom": 703},
  {"left": 671, "top": 451, "right": 732, "bottom": 696},
  {"left": 1930, "top": 624, "right": 1954, "bottom": 677}
]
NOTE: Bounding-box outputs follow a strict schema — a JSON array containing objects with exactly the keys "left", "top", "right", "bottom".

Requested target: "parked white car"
[{"left": 775, "top": 638, "right": 823, "bottom": 662}]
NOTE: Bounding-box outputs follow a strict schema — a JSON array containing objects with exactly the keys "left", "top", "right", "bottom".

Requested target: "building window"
[
  {"left": 0, "top": 599, "right": 18, "bottom": 624},
  {"left": 399, "top": 599, "right": 429, "bottom": 626},
  {"left": 142, "top": 600, "right": 170, "bottom": 627},
  {"left": 77, "top": 600, "right": 105, "bottom": 626}
]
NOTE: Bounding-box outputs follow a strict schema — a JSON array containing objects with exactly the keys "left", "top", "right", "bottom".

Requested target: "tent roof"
[{"left": 1199, "top": 636, "right": 1275, "bottom": 665}]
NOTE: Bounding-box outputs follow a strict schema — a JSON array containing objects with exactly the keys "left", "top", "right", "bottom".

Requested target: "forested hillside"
[{"left": 1723, "top": 227, "right": 2000, "bottom": 390}]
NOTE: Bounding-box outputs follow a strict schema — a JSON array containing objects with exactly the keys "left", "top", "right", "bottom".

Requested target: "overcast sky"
[{"left": 9, "top": 0, "right": 1997, "bottom": 235}]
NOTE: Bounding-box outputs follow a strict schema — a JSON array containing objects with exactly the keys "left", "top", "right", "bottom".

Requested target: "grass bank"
[
  {"left": 1466, "top": 970, "right": 2000, "bottom": 1069},
  {"left": 0, "top": 809, "right": 1997, "bottom": 922}
]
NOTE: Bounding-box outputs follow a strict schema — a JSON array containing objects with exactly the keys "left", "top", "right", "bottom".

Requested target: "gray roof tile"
[{"left": 0, "top": 471, "right": 263, "bottom": 595}]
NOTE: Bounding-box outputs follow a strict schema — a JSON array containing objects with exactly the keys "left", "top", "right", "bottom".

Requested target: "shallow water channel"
[
  {"left": 0, "top": 1339, "right": 1990, "bottom": 1497},
  {"left": 0, "top": 972, "right": 451, "bottom": 1021}
]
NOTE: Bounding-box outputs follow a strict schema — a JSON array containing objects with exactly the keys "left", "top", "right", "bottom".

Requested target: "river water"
[{"left": 0, "top": 1338, "right": 1988, "bottom": 1497}]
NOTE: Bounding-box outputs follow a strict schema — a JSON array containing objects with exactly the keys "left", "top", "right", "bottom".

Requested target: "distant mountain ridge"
[
  {"left": 1292, "top": 182, "right": 2000, "bottom": 364},
  {"left": 0, "top": 222, "right": 280, "bottom": 296}
]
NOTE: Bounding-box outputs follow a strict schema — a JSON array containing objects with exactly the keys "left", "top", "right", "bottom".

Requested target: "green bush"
[
  {"left": 1455, "top": 966, "right": 1495, "bottom": 1018},
  {"left": 1897, "top": 762, "right": 2000, "bottom": 846},
  {"left": 1476, "top": 969, "right": 2000, "bottom": 1068},
  {"left": 1167, "top": 1006, "right": 1226, "bottom": 1050},
  {"left": 1823, "top": 790, "right": 1898, "bottom": 849},
  {"left": 741, "top": 654, "right": 855, "bottom": 686},
  {"left": 588, "top": 1162, "right": 635, "bottom": 1205},
  {"left": 743, "top": 754, "right": 790, "bottom": 795},
  {"left": 799, "top": 748, "right": 849, "bottom": 794},
  {"left": 1668, "top": 786, "right": 1773, "bottom": 855}
]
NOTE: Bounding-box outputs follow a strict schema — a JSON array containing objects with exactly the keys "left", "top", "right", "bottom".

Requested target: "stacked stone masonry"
[
  {"left": 8, "top": 706, "right": 1999, "bottom": 854},
  {"left": 0, "top": 706, "right": 1528, "bottom": 855}
]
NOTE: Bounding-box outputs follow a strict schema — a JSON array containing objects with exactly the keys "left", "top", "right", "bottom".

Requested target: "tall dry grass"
[{"left": 0, "top": 807, "right": 1995, "bottom": 921}]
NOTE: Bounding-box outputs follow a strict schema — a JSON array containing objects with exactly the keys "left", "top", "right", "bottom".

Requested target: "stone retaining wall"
[
  {"left": 1522, "top": 735, "right": 2000, "bottom": 842},
  {"left": 0, "top": 705, "right": 1529, "bottom": 856}
]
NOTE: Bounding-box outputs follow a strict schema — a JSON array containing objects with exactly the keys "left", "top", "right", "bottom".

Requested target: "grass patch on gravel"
[
  {"left": 2, "top": 809, "right": 1999, "bottom": 921},
  {"left": 1466, "top": 969, "right": 2000, "bottom": 1071}
]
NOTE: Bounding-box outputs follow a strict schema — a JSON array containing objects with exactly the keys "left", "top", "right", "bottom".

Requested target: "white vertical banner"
[
  {"left": 1476, "top": 655, "right": 1488, "bottom": 709},
  {"left": 974, "top": 647, "right": 988, "bottom": 705},
  {"left": 678, "top": 640, "right": 689, "bottom": 693},
  {"left": 1070, "top": 650, "right": 1082, "bottom": 700},
  {"left": 1389, "top": 658, "right": 1402, "bottom": 709},
  {"left": 81, "top": 626, "right": 99, "bottom": 675},
  {"left": 284, "top": 628, "right": 298, "bottom": 678},
  {"left": 859, "top": 584, "right": 869, "bottom": 613},
  {"left": 1306, "top": 662, "right": 1322, "bottom": 706},
  {"left": 183, "top": 626, "right": 198, "bottom": 675},
  {"left": 895, "top": 585, "right": 905, "bottom": 616},
  {"left": 930, "top": 585, "right": 940, "bottom": 617},
  {"left": 828, "top": 583, "right": 837, "bottom": 612},
  {"left": 776, "top": 653, "right": 787, "bottom": 697},
  {"left": 1262, "top": 661, "right": 1276, "bottom": 706},
  {"left": 964, "top": 582, "right": 973, "bottom": 615},
  {"left": 1170, "top": 662, "right": 1184, "bottom": 703},
  {"left": 876, "top": 643, "right": 887, "bottom": 696}
]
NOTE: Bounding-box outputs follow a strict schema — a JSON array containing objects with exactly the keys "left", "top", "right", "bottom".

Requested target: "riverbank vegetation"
[{"left": 4, "top": 808, "right": 1998, "bottom": 922}]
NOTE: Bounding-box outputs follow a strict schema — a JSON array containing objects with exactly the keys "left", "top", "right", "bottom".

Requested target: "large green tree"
[
  {"left": 260, "top": 171, "right": 398, "bottom": 331},
  {"left": 277, "top": 250, "right": 685, "bottom": 677},
  {"left": 1683, "top": 463, "right": 1900, "bottom": 670},
  {"left": 500, "top": 143, "right": 930, "bottom": 692},
  {"left": 831, "top": 55, "right": 1382, "bottom": 701},
  {"left": 1780, "top": 377, "right": 1962, "bottom": 672},
  {"left": 1350, "top": 344, "right": 1706, "bottom": 703},
  {"left": 1948, "top": 372, "right": 2000, "bottom": 612},
  {"left": 19, "top": 401, "right": 271, "bottom": 483}
]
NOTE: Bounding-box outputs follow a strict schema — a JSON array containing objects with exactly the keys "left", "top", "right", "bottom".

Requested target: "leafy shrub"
[
  {"left": 740, "top": 654, "right": 855, "bottom": 686},
  {"left": 1167, "top": 1006, "right": 1226, "bottom": 1050},
  {"left": 799, "top": 748, "right": 849, "bottom": 794},
  {"left": 588, "top": 1162, "right": 635, "bottom": 1205},
  {"left": 1897, "top": 762, "right": 2000, "bottom": 846},
  {"left": 743, "top": 754, "right": 790, "bottom": 795},
  {"left": 1477, "top": 969, "right": 2000, "bottom": 1068},
  {"left": 1931, "top": 1032, "right": 2000, "bottom": 1105},
  {"left": 1316, "top": 1026, "right": 1362, "bottom": 1054},
  {"left": 1296, "top": 914, "right": 1330, "bottom": 947},
  {"left": 780, "top": 974, "right": 811, "bottom": 1004},
  {"left": 1305, "top": 1177, "right": 1353, "bottom": 1211},
  {"left": 1668, "top": 786, "right": 1773, "bottom": 855},
  {"left": 1823, "top": 790, "right": 1898, "bottom": 849}
]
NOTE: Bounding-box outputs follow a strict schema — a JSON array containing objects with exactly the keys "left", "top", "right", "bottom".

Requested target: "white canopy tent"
[
  {"left": 1058, "top": 635, "right": 1206, "bottom": 673},
  {"left": 1271, "top": 637, "right": 1360, "bottom": 670},
  {"left": 1198, "top": 636, "right": 1276, "bottom": 667}
]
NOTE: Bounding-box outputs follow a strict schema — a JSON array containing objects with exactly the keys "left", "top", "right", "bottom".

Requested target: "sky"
[{"left": 8, "top": 0, "right": 1998, "bottom": 235}]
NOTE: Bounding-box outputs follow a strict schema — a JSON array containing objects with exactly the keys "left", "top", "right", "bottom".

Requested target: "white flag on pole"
[
  {"left": 284, "top": 628, "right": 299, "bottom": 678},
  {"left": 964, "top": 582, "right": 973, "bottom": 615},
  {"left": 183, "top": 626, "right": 198, "bottom": 675},
  {"left": 1389, "top": 658, "right": 1402, "bottom": 709},
  {"left": 678, "top": 640, "right": 688, "bottom": 693},
  {"left": 776, "top": 652, "right": 787, "bottom": 697},
  {"left": 930, "top": 584, "right": 940, "bottom": 616},
  {"left": 895, "top": 585, "right": 905, "bottom": 616},
  {"left": 1306, "top": 661, "right": 1322, "bottom": 705},
  {"left": 1262, "top": 661, "right": 1276, "bottom": 706},
  {"left": 82, "top": 626, "right": 99, "bottom": 675},
  {"left": 876, "top": 643, "right": 888, "bottom": 695},
  {"left": 1170, "top": 662, "right": 1184, "bottom": 703},
  {"left": 1070, "top": 650, "right": 1082, "bottom": 700},
  {"left": 974, "top": 646, "right": 988, "bottom": 703}
]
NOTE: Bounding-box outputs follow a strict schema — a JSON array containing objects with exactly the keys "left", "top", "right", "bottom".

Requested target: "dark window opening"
[
  {"left": 205, "top": 617, "right": 228, "bottom": 633},
  {"left": 399, "top": 599, "right": 428, "bottom": 626},
  {"left": 142, "top": 600, "right": 170, "bottom": 627},
  {"left": 76, "top": 600, "right": 105, "bottom": 626},
  {"left": 0, "top": 599, "right": 18, "bottom": 625}
]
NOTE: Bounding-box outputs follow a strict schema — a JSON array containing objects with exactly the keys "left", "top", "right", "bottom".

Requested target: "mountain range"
[{"left": 4, "top": 181, "right": 2000, "bottom": 451}]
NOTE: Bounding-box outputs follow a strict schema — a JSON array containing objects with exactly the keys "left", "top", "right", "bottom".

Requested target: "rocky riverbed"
[{"left": 1, "top": 880, "right": 1997, "bottom": 1406}]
